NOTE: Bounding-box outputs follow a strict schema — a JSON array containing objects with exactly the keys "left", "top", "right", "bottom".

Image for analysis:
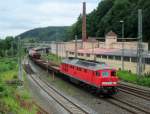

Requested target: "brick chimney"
[{"left": 82, "top": 2, "right": 87, "bottom": 42}]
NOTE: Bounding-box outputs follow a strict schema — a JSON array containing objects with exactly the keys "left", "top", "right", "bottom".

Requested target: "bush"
[
  {"left": 0, "top": 85, "right": 4, "bottom": 92},
  {"left": 13, "top": 74, "right": 18, "bottom": 79},
  {"left": 117, "top": 70, "right": 150, "bottom": 87}
]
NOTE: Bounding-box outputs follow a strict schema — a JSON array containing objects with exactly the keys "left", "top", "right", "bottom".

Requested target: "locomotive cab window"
[
  {"left": 111, "top": 71, "right": 116, "bottom": 76},
  {"left": 96, "top": 71, "right": 100, "bottom": 76}
]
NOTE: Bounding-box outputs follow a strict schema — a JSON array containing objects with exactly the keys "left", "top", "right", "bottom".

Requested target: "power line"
[
  {"left": 137, "top": 9, "right": 143, "bottom": 76},
  {"left": 75, "top": 35, "right": 78, "bottom": 58},
  {"left": 18, "top": 37, "right": 23, "bottom": 82}
]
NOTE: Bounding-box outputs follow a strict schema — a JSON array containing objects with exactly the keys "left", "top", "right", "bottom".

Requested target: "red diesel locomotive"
[
  {"left": 29, "top": 49, "right": 41, "bottom": 59},
  {"left": 60, "top": 58, "right": 119, "bottom": 95},
  {"left": 29, "top": 50, "right": 119, "bottom": 95}
]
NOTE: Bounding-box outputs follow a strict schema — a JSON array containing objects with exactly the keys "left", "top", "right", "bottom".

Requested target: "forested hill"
[
  {"left": 18, "top": 0, "right": 150, "bottom": 45},
  {"left": 70, "top": 0, "right": 150, "bottom": 45},
  {"left": 18, "top": 26, "right": 70, "bottom": 42}
]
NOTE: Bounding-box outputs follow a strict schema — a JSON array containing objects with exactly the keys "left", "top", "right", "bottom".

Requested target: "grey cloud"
[{"left": 0, "top": 0, "right": 99, "bottom": 37}]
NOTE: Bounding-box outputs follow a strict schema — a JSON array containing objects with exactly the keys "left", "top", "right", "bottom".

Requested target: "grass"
[
  {"left": 41, "top": 53, "right": 62, "bottom": 65},
  {"left": 117, "top": 70, "right": 150, "bottom": 87},
  {"left": 0, "top": 57, "right": 38, "bottom": 114},
  {"left": 0, "top": 58, "right": 17, "bottom": 72},
  {"left": 3, "top": 96, "right": 37, "bottom": 114},
  {"left": 17, "top": 89, "right": 31, "bottom": 100}
]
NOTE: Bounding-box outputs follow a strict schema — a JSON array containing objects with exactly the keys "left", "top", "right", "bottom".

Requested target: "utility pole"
[
  {"left": 56, "top": 41, "right": 58, "bottom": 55},
  {"left": 64, "top": 43, "right": 67, "bottom": 58},
  {"left": 75, "top": 35, "right": 78, "bottom": 58},
  {"left": 120, "top": 20, "right": 125, "bottom": 70},
  {"left": 60, "top": 42, "right": 62, "bottom": 60},
  {"left": 137, "top": 9, "right": 143, "bottom": 76},
  {"left": 55, "top": 27, "right": 59, "bottom": 61},
  {"left": 11, "top": 41, "right": 14, "bottom": 57},
  {"left": 92, "top": 39, "right": 95, "bottom": 60},
  {"left": 18, "top": 37, "right": 23, "bottom": 82},
  {"left": 62, "top": 42, "right": 64, "bottom": 59},
  {"left": 62, "top": 43, "right": 64, "bottom": 58},
  {"left": 47, "top": 56, "right": 49, "bottom": 74}
]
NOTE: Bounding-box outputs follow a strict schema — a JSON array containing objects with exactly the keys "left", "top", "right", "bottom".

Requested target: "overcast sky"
[{"left": 0, "top": 0, "right": 99, "bottom": 38}]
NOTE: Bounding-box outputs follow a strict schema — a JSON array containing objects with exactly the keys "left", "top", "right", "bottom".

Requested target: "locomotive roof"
[{"left": 62, "top": 58, "right": 112, "bottom": 71}]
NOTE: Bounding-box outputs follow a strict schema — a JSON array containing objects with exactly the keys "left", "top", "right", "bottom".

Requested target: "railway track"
[
  {"left": 24, "top": 61, "right": 90, "bottom": 114},
  {"left": 27, "top": 58, "right": 150, "bottom": 114},
  {"left": 119, "top": 83, "right": 150, "bottom": 101},
  {"left": 107, "top": 96, "right": 150, "bottom": 114}
]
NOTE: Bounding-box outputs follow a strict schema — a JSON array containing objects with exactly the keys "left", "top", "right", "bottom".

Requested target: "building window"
[
  {"left": 131, "top": 57, "right": 137, "bottom": 62},
  {"left": 102, "top": 55, "right": 107, "bottom": 59},
  {"left": 124, "top": 57, "right": 130, "bottom": 62},
  {"left": 108, "top": 56, "right": 113, "bottom": 60},
  {"left": 96, "top": 55, "right": 101, "bottom": 58},
  {"left": 145, "top": 58, "right": 150, "bottom": 64},
  {"left": 115, "top": 56, "right": 121, "bottom": 60},
  {"left": 86, "top": 54, "right": 90, "bottom": 57},
  {"left": 81, "top": 53, "right": 84, "bottom": 56},
  {"left": 69, "top": 52, "right": 74, "bottom": 55}
]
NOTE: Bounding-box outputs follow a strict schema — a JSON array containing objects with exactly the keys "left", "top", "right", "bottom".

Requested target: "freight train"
[{"left": 28, "top": 49, "right": 119, "bottom": 95}]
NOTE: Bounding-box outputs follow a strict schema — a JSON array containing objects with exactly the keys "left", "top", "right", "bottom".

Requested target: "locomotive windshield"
[{"left": 102, "top": 72, "right": 109, "bottom": 77}]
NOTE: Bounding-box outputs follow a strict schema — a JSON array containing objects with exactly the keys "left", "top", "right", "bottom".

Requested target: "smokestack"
[{"left": 82, "top": 2, "right": 87, "bottom": 42}]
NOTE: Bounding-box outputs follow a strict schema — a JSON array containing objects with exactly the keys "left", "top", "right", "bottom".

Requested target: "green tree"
[{"left": 69, "top": 0, "right": 150, "bottom": 49}]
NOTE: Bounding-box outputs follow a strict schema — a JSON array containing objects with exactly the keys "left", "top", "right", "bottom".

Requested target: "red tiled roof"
[
  {"left": 106, "top": 31, "right": 117, "bottom": 36},
  {"left": 68, "top": 48, "right": 118, "bottom": 54}
]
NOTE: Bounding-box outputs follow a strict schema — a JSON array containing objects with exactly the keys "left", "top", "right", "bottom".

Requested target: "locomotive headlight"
[
  {"left": 113, "top": 82, "right": 117, "bottom": 84},
  {"left": 102, "top": 82, "right": 117, "bottom": 85},
  {"left": 102, "top": 82, "right": 113, "bottom": 85}
]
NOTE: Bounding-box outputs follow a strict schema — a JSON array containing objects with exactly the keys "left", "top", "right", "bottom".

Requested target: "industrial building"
[{"left": 49, "top": 2, "right": 150, "bottom": 74}]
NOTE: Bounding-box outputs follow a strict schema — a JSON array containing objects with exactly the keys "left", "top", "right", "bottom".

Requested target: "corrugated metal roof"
[
  {"left": 62, "top": 58, "right": 113, "bottom": 71},
  {"left": 68, "top": 48, "right": 150, "bottom": 58},
  {"left": 96, "top": 49, "right": 150, "bottom": 58}
]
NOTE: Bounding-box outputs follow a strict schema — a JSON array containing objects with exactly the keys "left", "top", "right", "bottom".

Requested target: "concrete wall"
[
  {"left": 49, "top": 40, "right": 149, "bottom": 74},
  {"left": 112, "top": 42, "right": 148, "bottom": 50},
  {"left": 50, "top": 41, "right": 82, "bottom": 57},
  {"left": 83, "top": 41, "right": 99, "bottom": 49}
]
